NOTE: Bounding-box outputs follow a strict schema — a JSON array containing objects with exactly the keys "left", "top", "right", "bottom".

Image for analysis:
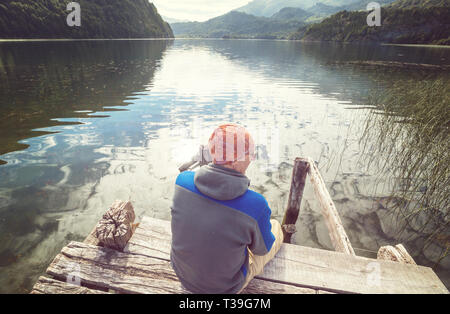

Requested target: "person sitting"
[{"left": 170, "top": 123, "right": 283, "bottom": 294}]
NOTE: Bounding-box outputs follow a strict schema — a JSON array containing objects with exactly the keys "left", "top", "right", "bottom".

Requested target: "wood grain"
[
  {"left": 282, "top": 158, "right": 309, "bottom": 243},
  {"left": 46, "top": 241, "right": 318, "bottom": 294},
  {"left": 47, "top": 241, "right": 190, "bottom": 294},
  {"left": 305, "top": 157, "right": 355, "bottom": 255},
  {"left": 31, "top": 276, "right": 108, "bottom": 294},
  {"left": 127, "top": 216, "right": 448, "bottom": 294},
  {"left": 377, "top": 244, "right": 417, "bottom": 265}
]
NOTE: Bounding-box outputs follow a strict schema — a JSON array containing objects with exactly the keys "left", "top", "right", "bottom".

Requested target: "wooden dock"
[{"left": 31, "top": 157, "right": 449, "bottom": 294}]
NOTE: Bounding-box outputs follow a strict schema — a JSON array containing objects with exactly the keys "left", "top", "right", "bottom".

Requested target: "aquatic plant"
[{"left": 360, "top": 75, "right": 449, "bottom": 262}]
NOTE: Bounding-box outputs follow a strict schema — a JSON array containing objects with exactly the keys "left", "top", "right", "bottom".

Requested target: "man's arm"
[{"left": 248, "top": 201, "right": 276, "bottom": 256}]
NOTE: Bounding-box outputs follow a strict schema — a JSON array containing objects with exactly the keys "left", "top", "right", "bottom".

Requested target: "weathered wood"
[
  {"left": 47, "top": 241, "right": 318, "bottom": 294},
  {"left": 258, "top": 243, "right": 448, "bottom": 294},
  {"left": 377, "top": 244, "right": 417, "bottom": 265},
  {"left": 31, "top": 276, "right": 108, "bottom": 294},
  {"left": 282, "top": 158, "right": 309, "bottom": 243},
  {"left": 95, "top": 200, "right": 135, "bottom": 251},
  {"left": 126, "top": 221, "right": 321, "bottom": 293},
  {"left": 305, "top": 157, "right": 355, "bottom": 255},
  {"left": 84, "top": 225, "right": 101, "bottom": 246},
  {"left": 47, "top": 241, "right": 190, "bottom": 294},
  {"left": 241, "top": 278, "right": 317, "bottom": 294},
  {"left": 317, "top": 290, "right": 336, "bottom": 294},
  {"left": 129, "top": 217, "right": 448, "bottom": 294},
  {"left": 85, "top": 223, "right": 139, "bottom": 247},
  {"left": 124, "top": 216, "right": 172, "bottom": 260}
]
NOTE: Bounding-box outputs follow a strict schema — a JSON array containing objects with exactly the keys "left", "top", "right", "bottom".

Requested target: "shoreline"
[
  {"left": 0, "top": 38, "right": 175, "bottom": 42},
  {"left": 329, "top": 60, "right": 450, "bottom": 70},
  {"left": 1, "top": 38, "right": 449, "bottom": 48},
  {"left": 381, "top": 43, "right": 450, "bottom": 49}
]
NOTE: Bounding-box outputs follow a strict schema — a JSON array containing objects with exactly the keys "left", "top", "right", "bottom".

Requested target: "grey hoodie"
[{"left": 170, "top": 164, "right": 275, "bottom": 294}]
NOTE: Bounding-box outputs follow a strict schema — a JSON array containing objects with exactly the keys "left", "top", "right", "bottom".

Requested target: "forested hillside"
[
  {"left": 290, "top": 1, "right": 450, "bottom": 45},
  {"left": 388, "top": 0, "right": 449, "bottom": 8},
  {"left": 0, "top": 0, "right": 173, "bottom": 39},
  {"left": 171, "top": 11, "right": 306, "bottom": 39},
  {"left": 270, "top": 7, "right": 312, "bottom": 21},
  {"left": 303, "top": 0, "right": 396, "bottom": 21},
  {"left": 235, "top": 0, "right": 317, "bottom": 17}
]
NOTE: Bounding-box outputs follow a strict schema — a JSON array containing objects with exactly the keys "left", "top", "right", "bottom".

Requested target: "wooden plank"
[
  {"left": 256, "top": 243, "right": 449, "bottom": 294},
  {"left": 128, "top": 217, "right": 448, "bottom": 294},
  {"left": 47, "top": 241, "right": 189, "bottom": 294},
  {"left": 84, "top": 225, "right": 101, "bottom": 246},
  {"left": 241, "top": 278, "right": 317, "bottom": 294},
  {"left": 30, "top": 276, "right": 108, "bottom": 294},
  {"left": 282, "top": 158, "right": 309, "bottom": 243},
  {"left": 126, "top": 228, "right": 319, "bottom": 293},
  {"left": 305, "top": 157, "right": 355, "bottom": 255},
  {"left": 47, "top": 241, "right": 315, "bottom": 294},
  {"left": 124, "top": 216, "right": 172, "bottom": 260},
  {"left": 127, "top": 221, "right": 319, "bottom": 293},
  {"left": 317, "top": 290, "right": 336, "bottom": 294},
  {"left": 127, "top": 232, "right": 319, "bottom": 293}
]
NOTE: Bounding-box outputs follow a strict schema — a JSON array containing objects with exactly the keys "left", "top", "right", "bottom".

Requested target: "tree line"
[{"left": 0, "top": 0, "right": 173, "bottom": 39}]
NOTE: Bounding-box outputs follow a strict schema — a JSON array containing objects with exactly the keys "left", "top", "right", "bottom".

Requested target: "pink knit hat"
[{"left": 208, "top": 124, "right": 255, "bottom": 165}]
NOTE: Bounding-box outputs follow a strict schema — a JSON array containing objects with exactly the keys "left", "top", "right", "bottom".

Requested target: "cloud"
[{"left": 151, "top": 0, "right": 250, "bottom": 22}]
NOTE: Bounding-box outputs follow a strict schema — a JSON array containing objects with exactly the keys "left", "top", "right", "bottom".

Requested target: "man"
[{"left": 170, "top": 124, "right": 283, "bottom": 294}]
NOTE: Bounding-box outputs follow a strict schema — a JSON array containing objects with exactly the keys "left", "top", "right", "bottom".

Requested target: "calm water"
[{"left": 0, "top": 39, "right": 449, "bottom": 293}]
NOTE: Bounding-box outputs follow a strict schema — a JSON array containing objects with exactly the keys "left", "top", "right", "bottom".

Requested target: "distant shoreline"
[
  {"left": 0, "top": 38, "right": 175, "bottom": 42},
  {"left": 329, "top": 60, "right": 450, "bottom": 70},
  {"left": 0, "top": 38, "right": 449, "bottom": 49},
  {"left": 294, "top": 39, "right": 450, "bottom": 48},
  {"left": 381, "top": 43, "right": 450, "bottom": 49}
]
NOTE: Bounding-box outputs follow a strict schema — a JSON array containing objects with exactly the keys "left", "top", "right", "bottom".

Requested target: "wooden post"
[
  {"left": 95, "top": 200, "right": 136, "bottom": 251},
  {"left": 84, "top": 200, "right": 137, "bottom": 251},
  {"left": 306, "top": 157, "right": 355, "bottom": 256},
  {"left": 282, "top": 158, "right": 310, "bottom": 243},
  {"left": 377, "top": 244, "right": 416, "bottom": 265}
]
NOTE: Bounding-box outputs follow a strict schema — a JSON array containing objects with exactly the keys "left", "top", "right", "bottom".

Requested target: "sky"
[{"left": 151, "top": 0, "right": 251, "bottom": 22}]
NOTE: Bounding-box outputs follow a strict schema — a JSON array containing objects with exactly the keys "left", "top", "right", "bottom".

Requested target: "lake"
[{"left": 0, "top": 39, "right": 448, "bottom": 293}]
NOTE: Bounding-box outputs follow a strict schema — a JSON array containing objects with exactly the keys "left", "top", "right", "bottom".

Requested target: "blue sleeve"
[{"left": 248, "top": 200, "right": 275, "bottom": 256}]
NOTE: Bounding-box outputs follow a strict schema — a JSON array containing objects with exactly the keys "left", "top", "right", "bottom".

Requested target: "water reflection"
[
  {"left": 0, "top": 40, "right": 172, "bottom": 159},
  {"left": 0, "top": 39, "right": 449, "bottom": 292},
  {"left": 0, "top": 40, "right": 172, "bottom": 292}
]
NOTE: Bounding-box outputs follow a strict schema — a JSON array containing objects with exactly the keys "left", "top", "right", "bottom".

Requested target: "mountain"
[
  {"left": 0, "top": 0, "right": 173, "bottom": 39},
  {"left": 172, "top": 0, "right": 401, "bottom": 40},
  {"left": 341, "top": 0, "right": 397, "bottom": 10},
  {"left": 388, "top": 0, "right": 450, "bottom": 8},
  {"left": 235, "top": 0, "right": 318, "bottom": 17},
  {"left": 306, "top": 3, "right": 341, "bottom": 16},
  {"left": 306, "top": 0, "right": 396, "bottom": 16},
  {"left": 235, "top": 0, "right": 379, "bottom": 17},
  {"left": 291, "top": 0, "right": 450, "bottom": 45},
  {"left": 162, "top": 16, "right": 191, "bottom": 24},
  {"left": 171, "top": 10, "right": 306, "bottom": 39},
  {"left": 320, "top": 0, "right": 363, "bottom": 5},
  {"left": 271, "top": 7, "right": 312, "bottom": 21}
]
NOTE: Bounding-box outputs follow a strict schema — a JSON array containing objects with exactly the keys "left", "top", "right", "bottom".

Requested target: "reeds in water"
[{"left": 360, "top": 76, "right": 449, "bottom": 263}]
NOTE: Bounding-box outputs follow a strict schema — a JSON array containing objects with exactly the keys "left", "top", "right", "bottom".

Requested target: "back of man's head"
[{"left": 208, "top": 124, "right": 255, "bottom": 174}]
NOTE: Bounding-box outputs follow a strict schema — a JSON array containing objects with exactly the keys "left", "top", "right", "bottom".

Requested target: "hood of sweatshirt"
[{"left": 194, "top": 164, "right": 250, "bottom": 201}]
